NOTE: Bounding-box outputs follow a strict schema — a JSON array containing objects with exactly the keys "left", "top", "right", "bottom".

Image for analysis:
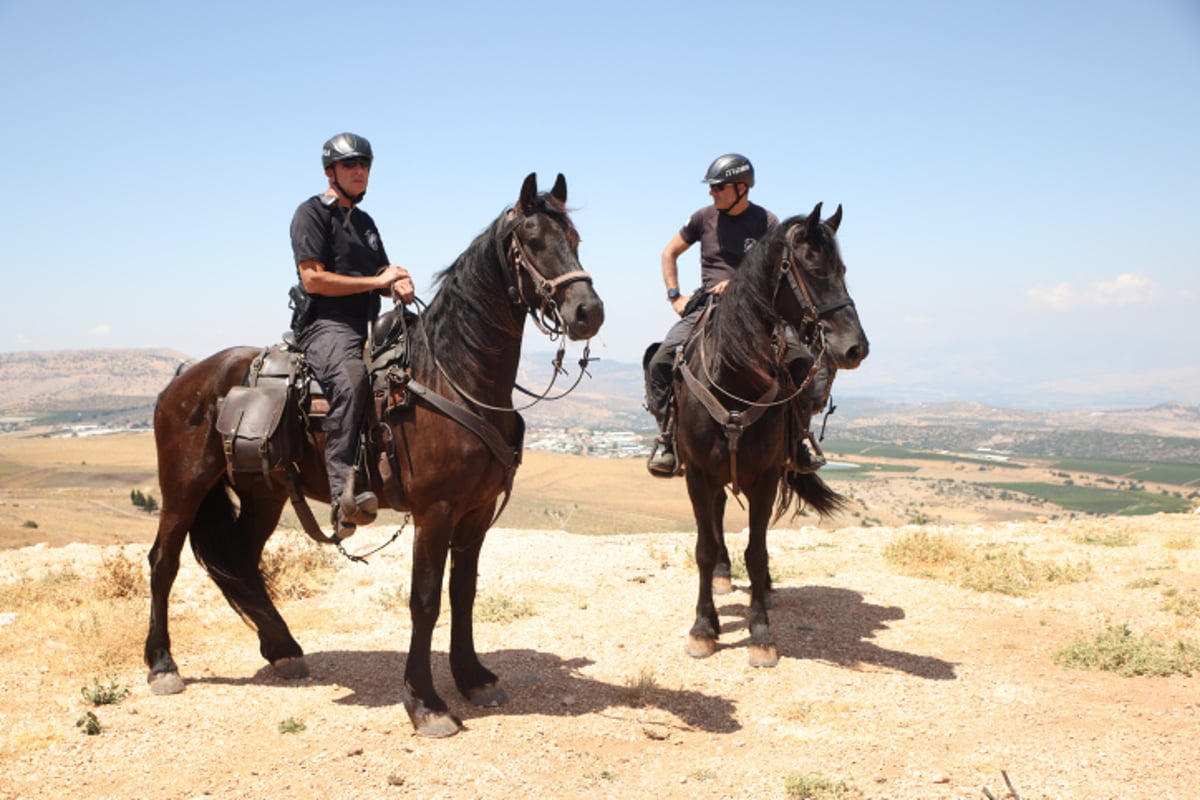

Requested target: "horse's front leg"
[
  {"left": 403, "top": 504, "right": 461, "bottom": 738},
  {"left": 685, "top": 469, "right": 723, "bottom": 658},
  {"left": 448, "top": 506, "right": 507, "bottom": 708},
  {"left": 744, "top": 475, "right": 780, "bottom": 667},
  {"left": 710, "top": 490, "right": 734, "bottom": 595}
]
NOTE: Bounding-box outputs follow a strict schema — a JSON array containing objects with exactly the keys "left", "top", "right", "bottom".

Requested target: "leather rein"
[
  {"left": 373, "top": 207, "right": 596, "bottom": 527},
  {"left": 677, "top": 229, "right": 852, "bottom": 494}
]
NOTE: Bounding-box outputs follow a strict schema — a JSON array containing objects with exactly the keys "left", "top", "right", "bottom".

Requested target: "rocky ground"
[{"left": 1, "top": 513, "right": 1198, "bottom": 799}]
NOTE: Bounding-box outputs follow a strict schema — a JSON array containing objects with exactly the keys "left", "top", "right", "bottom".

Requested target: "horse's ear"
[
  {"left": 802, "top": 202, "right": 824, "bottom": 238},
  {"left": 519, "top": 172, "right": 538, "bottom": 212},
  {"left": 551, "top": 173, "right": 567, "bottom": 205},
  {"left": 826, "top": 204, "right": 842, "bottom": 233}
]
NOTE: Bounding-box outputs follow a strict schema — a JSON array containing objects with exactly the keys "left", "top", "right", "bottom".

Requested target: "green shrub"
[{"left": 1053, "top": 624, "right": 1200, "bottom": 677}]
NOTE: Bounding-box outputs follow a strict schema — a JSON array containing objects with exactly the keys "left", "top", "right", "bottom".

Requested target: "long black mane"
[{"left": 413, "top": 193, "right": 575, "bottom": 391}]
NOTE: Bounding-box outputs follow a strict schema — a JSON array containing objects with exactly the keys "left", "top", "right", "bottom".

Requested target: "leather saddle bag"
[{"left": 215, "top": 345, "right": 301, "bottom": 481}]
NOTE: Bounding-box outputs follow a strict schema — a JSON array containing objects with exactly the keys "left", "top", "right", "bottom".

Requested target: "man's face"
[
  {"left": 709, "top": 182, "right": 737, "bottom": 211},
  {"left": 329, "top": 157, "right": 371, "bottom": 196}
]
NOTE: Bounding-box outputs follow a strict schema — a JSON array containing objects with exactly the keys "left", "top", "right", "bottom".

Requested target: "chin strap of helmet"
[
  {"left": 333, "top": 176, "right": 366, "bottom": 206},
  {"left": 717, "top": 184, "right": 748, "bottom": 215}
]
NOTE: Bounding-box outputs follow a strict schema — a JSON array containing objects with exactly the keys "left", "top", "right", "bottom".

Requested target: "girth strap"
[{"left": 678, "top": 362, "right": 778, "bottom": 495}]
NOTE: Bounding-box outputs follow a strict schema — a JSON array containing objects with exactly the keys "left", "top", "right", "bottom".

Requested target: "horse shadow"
[
  {"left": 190, "top": 647, "right": 741, "bottom": 734},
  {"left": 716, "top": 584, "right": 958, "bottom": 680}
]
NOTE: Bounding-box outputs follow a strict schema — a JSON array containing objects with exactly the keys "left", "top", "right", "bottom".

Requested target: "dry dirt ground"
[{"left": 0, "top": 512, "right": 1198, "bottom": 800}]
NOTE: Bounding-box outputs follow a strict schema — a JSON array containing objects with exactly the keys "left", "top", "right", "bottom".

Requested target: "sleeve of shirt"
[
  {"left": 290, "top": 199, "right": 328, "bottom": 265},
  {"left": 679, "top": 209, "right": 704, "bottom": 245}
]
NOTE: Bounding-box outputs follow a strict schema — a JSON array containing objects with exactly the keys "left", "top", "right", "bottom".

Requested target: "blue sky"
[{"left": 2, "top": 0, "right": 1197, "bottom": 409}]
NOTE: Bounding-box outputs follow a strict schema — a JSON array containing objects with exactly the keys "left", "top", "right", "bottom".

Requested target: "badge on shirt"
[{"left": 366, "top": 230, "right": 381, "bottom": 251}]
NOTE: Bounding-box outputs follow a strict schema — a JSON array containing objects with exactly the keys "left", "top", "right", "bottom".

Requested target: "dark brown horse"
[
  {"left": 674, "top": 203, "right": 868, "bottom": 666},
  {"left": 145, "top": 173, "right": 604, "bottom": 737}
]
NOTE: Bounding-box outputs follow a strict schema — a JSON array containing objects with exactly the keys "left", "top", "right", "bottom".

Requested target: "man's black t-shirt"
[
  {"left": 679, "top": 203, "right": 779, "bottom": 291},
  {"left": 290, "top": 195, "right": 390, "bottom": 329}
]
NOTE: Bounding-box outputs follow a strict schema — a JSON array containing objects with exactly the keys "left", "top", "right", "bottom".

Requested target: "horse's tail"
[
  {"left": 188, "top": 480, "right": 271, "bottom": 626},
  {"left": 776, "top": 471, "right": 849, "bottom": 522}
]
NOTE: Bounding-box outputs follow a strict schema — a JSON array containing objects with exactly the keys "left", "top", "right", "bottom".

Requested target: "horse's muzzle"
[{"left": 563, "top": 289, "right": 605, "bottom": 341}]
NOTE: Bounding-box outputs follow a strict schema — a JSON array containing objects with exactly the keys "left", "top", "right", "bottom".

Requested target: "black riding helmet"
[
  {"left": 322, "top": 132, "right": 373, "bottom": 205},
  {"left": 702, "top": 153, "right": 755, "bottom": 188},
  {"left": 322, "top": 132, "right": 373, "bottom": 169}
]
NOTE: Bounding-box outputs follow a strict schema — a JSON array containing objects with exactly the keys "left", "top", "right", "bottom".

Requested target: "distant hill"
[
  {"left": 2, "top": 349, "right": 1198, "bottom": 459},
  {"left": 0, "top": 349, "right": 188, "bottom": 423}
]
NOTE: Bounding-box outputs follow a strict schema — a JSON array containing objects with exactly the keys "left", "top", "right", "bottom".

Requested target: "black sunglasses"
[{"left": 338, "top": 157, "right": 372, "bottom": 170}]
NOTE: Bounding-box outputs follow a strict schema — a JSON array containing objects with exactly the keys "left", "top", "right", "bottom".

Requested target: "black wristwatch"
[{"left": 666, "top": 287, "right": 681, "bottom": 300}]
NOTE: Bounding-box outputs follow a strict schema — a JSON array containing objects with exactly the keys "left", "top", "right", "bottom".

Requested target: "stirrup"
[
  {"left": 338, "top": 475, "right": 379, "bottom": 527},
  {"left": 789, "top": 432, "right": 827, "bottom": 475},
  {"left": 647, "top": 437, "right": 678, "bottom": 478}
]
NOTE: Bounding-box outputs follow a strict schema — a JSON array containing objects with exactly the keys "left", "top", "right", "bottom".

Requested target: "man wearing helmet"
[
  {"left": 645, "top": 153, "right": 823, "bottom": 477},
  {"left": 290, "top": 132, "right": 414, "bottom": 538}
]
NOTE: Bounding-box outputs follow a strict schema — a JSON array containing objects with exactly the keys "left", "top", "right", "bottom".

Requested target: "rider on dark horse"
[
  {"left": 644, "top": 153, "right": 827, "bottom": 477},
  {"left": 289, "top": 132, "right": 416, "bottom": 538}
]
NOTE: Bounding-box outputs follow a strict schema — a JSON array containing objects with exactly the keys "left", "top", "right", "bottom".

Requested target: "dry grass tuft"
[
  {"left": 261, "top": 532, "right": 337, "bottom": 600},
  {"left": 619, "top": 666, "right": 660, "bottom": 706},
  {"left": 884, "top": 530, "right": 1090, "bottom": 596},
  {"left": 98, "top": 550, "right": 147, "bottom": 599}
]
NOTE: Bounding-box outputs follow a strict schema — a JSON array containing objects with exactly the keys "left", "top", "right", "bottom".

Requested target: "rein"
[
  {"left": 674, "top": 225, "right": 845, "bottom": 494},
  {"left": 423, "top": 209, "right": 597, "bottom": 413}
]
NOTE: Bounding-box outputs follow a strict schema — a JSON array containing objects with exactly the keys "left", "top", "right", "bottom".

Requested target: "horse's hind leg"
[
  {"left": 145, "top": 507, "right": 195, "bottom": 695},
  {"left": 744, "top": 476, "right": 780, "bottom": 668},
  {"left": 447, "top": 507, "right": 506, "bottom": 709},
  {"left": 217, "top": 482, "right": 306, "bottom": 676},
  {"left": 685, "top": 469, "right": 723, "bottom": 658}
]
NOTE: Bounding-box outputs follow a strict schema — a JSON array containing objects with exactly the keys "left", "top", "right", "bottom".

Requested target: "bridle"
[
  {"left": 427, "top": 205, "right": 597, "bottom": 413},
  {"left": 497, "top": 209, "right": 593, "bottom": 338},
  {"left": 696, "top": 223, "right": 854, "bottom": 410}
]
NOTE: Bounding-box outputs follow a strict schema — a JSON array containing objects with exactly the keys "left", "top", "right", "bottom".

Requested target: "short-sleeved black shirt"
[
  {"left": 290, "top": 195, "right": 390, "bottom": 327},
  {"left": 679, "top": 203, "right": 779, "bottom": 291}
]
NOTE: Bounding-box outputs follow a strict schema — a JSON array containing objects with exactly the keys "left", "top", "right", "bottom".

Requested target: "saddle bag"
[{"left": 215, "top": 345, "right": 302, "bottom": 482}]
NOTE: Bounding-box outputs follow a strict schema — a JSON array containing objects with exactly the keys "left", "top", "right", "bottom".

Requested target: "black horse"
[
  {"left": 674, "top": 203, "right": 868, "bottom": 666},
  {"left": 145, "top": 174, "right": 604, "bottom": 737}
]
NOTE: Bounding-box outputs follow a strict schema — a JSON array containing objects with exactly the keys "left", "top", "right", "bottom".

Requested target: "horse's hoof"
[
  {"left": 748, "top": 643, "right": 779, "bottom": 668},
  {"left": 687, "top": 635, "right": 717, "bottom": 659},
  {"left": 148, "top": 671, "right": 185, "bottom": 695},
  {"left": 415, "top": 712, "right": 464, "bottom": 738},
  {"left": 272, "top": 656, "right": 309, "bottom": 679},
  {"left": 465, "top": 682, "right": 508, "bottom": 708},
  {"left": 712, "top": 575, "right": 733, "bottom": 595}
]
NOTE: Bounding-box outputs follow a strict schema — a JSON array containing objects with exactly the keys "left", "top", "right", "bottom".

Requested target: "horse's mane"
[
  {"left": 705, "top": 213, "right": 842, "bottom": 391},
  {"left": 414, "top": 193, "right": 573, "bottom": 389}
]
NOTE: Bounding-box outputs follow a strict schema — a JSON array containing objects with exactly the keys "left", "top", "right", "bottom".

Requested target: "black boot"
[
  {"left": 336, "top": 467, "right": 378, "bottom": 534},
  {"left": 790, "top": 432, "right": 827, "bottom": 475},
  {"left": 647, "top": 435, "right": 677, "bottom": 477}
]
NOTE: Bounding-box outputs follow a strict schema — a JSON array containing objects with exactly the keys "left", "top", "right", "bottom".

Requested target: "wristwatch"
[{"left": 666, "top": 287, "right": 681, "bottom": 300}]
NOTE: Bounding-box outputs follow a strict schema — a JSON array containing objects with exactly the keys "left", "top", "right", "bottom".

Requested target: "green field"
[
  {"left": 985, "top": 481, "right": 1190, "bottom": 516},
  {"left": 824, "top": 439, "right": 1025, "bottom": 469},
  {"left": 1051, "top": 458, "right": 1200, "bottom": 487}
]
